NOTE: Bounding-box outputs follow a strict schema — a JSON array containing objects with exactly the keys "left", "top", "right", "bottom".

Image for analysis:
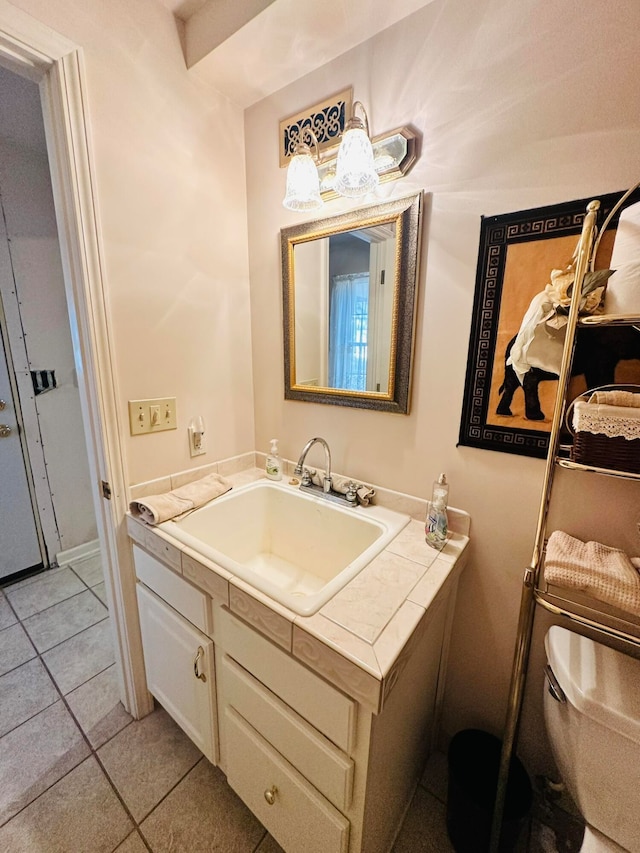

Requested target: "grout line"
[
  {"left": 0, "top": 628, "right": 141, "bottom": 842},
  {"left": 5, "top": 587, "right": 91, "bottom": 623},
  {"left": 252, "top": 829, "right": 269, "bottom": 852},
  {"left": 68, "top": 563, "right": 105, "bottom": 588},
  {"left": 29, "top": 613, "right": 110, "bottom": 657},
  {"left": 20, "top": 585, "right": 105, "bottom": 623},
  {"left": 133, "top": 753, "right": 205, "bottom": 827},
  {"left": 0, "top": 622, "right": 37, "bottom": 677},
  {"left": 0, "top": 691, "right": 60, "bottom": 742},
  {"left": 1, "top": 584, "right": 201, "bottom": 853}
]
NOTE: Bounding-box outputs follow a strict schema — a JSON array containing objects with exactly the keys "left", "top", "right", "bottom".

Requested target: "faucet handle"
[
  {"left": 301, "top": 468, "right": 312, "bottom": 486},
  {"left": 346, "top": 482, "right": 358, "bottom": 505}
]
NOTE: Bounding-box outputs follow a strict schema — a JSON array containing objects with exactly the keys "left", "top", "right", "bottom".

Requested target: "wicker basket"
[
  {"left": 571, "top": 430, "right": 640, "bottom": 473},
  {"left": 568, "top": 385, "right": 640, "bottom": 473}
]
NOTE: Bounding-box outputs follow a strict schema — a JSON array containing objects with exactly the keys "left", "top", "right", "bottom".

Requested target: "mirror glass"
[{"left": 281, "top": 193, "right": 422, "bottom": 413}]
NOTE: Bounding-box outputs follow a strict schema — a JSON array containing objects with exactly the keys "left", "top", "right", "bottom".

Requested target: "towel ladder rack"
[{"left": 488, "top": 186, "right": 640, "bottom": 853}]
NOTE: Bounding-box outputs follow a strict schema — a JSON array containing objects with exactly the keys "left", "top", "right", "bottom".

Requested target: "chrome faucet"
[{"left": 294, "top": 436, "right": 332, "bottom": 493}]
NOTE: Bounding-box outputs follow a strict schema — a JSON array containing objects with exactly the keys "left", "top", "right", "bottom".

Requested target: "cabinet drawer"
[
  {"left": 220, "top": 608, "right": 356, "bottom": 752},
  {"left": 222, "top": 655, "right": 353, "bottom": 810},
  {"left": 225, "top": 707, "right": 349, "bottom": 853},
  {"left": 133, "top": 544, "right": 213, "bottom": 636}
]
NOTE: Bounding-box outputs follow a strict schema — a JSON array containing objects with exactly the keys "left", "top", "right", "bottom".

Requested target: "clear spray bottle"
[{"left": 425, "top": 473, "right": 449, "bottom": 550}]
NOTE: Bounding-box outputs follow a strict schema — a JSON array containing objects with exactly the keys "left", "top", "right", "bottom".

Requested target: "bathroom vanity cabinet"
[{"left": 128, "top": 504, "right": 468, "bottom": 853}]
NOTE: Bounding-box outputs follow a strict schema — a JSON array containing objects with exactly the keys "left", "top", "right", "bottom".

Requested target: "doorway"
[
  {"left": 0, "top": 65, "right": 98, "bottom": 585},
  {"left": 0, "top": 4, "right": 152, "bottom": 719}
]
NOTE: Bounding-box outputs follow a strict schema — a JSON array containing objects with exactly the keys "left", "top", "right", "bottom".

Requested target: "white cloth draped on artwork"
[{"left": 507, "top": 265, "right": 611, "bottom": 384}]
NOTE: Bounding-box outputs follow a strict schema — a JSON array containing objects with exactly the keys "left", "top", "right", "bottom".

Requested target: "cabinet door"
[{"left": 137, "top": 582, "right": 218, "bottom": 764}]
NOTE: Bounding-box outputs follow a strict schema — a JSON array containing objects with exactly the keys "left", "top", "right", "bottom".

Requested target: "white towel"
[
  {"left": 588, "top": 390, "right": 640, "bottom": 408},
  {"left": 609, "top": 201, "right": 640, "bottom": 269},
  {"left": 544, "top": 530, "right": 640, "bottom": 616},
  {"left": 129, "top": 473, "right": 232, "bottom": 524},
  {"left": 603, "top": 259, "right": 640, "bottom": 315}
]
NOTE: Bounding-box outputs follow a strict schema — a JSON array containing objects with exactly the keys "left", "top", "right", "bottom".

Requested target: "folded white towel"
[
  {"left": 544, "top": 530, "right": 640, "bottom": 616},
  {"left": 603, "top": 259, "right": 640, "bottom": 315},
  {"left": 588, "top": 390, "right": 640, "bottom": 408},
  {"left": 130, "top": 472, "right": 232, "bottom": 525}
]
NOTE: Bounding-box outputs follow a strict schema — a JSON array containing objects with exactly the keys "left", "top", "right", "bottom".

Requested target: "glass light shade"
[
  {"left": 283, "top": 151, "right": 323, "bottom": 211},
  {"left": 334, "top": 127, "right": 379, "bottom": 198}
]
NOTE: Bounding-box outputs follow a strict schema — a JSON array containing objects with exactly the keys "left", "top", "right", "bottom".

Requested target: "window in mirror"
[{"left": 281, "top": 192, "right": 423, "bottom": 413}]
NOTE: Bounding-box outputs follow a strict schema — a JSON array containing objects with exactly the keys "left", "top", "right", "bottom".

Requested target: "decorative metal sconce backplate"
[{"left": 279, "top": 88, "right": 353, "bottom": 167}]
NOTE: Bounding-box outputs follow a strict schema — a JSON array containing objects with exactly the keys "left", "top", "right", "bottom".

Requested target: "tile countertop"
[{"left": 127, "top": 460, "right": 470, "bottom": 713}]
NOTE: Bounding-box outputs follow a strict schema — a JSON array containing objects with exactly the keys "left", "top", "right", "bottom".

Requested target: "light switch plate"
[{"left": 128, "top": 398, "right": 177, "bottom": 435}]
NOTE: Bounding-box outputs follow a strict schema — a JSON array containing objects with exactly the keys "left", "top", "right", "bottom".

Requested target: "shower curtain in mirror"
[{"left": 329, "top": 272, "right": 369, "bottom": 391}]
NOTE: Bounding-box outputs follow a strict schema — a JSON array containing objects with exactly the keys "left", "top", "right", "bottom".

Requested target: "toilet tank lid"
[{"left": 545, "top": 626, "right": 640, "bottom": 746}]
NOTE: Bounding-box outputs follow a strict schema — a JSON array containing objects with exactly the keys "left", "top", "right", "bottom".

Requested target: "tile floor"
[{"left": 0, "top": 560, "right": 579, "bottom": 852}]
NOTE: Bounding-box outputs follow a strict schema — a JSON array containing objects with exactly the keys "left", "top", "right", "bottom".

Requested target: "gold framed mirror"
[{"left": 281, "top": 192, "right": 423, "bottom": 413}]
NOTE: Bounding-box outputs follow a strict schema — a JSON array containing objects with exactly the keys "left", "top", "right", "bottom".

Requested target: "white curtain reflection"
[{"left": 328, "top": 272, "right": 369, "bottom": 390}]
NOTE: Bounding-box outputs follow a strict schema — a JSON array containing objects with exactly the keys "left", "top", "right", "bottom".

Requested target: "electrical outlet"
[{"left": 128, "top": 398, "right": 177, "bottom": 435}]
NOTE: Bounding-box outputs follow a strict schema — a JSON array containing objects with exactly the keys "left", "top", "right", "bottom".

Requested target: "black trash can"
[{"left": 446, "top": 729, "right": 532, "bottom": 853}]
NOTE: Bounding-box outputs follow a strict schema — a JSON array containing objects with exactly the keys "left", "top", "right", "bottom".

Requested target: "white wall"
[
  {"left": 8, "top": 0, "right": 256, "bottom": 486},
  {"left": 0, "top": 65, "right": 96, "bottom": 554},
  {"left": 245, "top": 0, "right": 640, "bottom": 776}
]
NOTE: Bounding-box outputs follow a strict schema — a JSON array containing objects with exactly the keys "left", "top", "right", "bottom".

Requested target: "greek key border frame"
[{"left": 458, "top": 189, "right": 634, "bottom": 458}]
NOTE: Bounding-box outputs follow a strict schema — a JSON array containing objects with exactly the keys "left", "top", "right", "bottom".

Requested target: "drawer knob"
[
  {"left": 193, "top": 646, "right": 207, "bottom": 682},
  {"left": 264, "top": 785, "right": 278, "bottom": 806}
]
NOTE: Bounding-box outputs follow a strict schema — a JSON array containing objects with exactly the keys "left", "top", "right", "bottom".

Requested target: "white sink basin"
[{"left": 160, "top": 479, "right": 410, "bottom": 616}]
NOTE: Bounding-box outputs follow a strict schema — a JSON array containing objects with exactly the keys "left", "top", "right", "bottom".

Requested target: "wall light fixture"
[
  {"left": 333, "top": 101, "right": 378, "bottom": 198},
  {"left": 281, "top": 94, "right": 420, "bottom": 212},
  {"left": 282, "top": 129, "right": 323, "bottom": 212}
]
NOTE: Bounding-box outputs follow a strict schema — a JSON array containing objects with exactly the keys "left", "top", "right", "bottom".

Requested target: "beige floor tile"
[
  {"left": 66, "top": 663, "right": 132, "bottom": 748},
  {"left": 5, "top": 568, "right": 85, "bottom": 620},
  {"left": 421, "top": 750, "right": 449, "bottom": 803},
  {"left": 0, "top": 756, "right": 133, "bottom": 852},
  {"left": 0, "top": 623, "right": 35, "bottom": 676},
  {"left": 0, "top": 592, "right": 17, "bottom": 630},
  {"left": 140, "top": 758, "right": 265, "bottom": 853},
  {"left": 41, "top": 618, "right": 115, "bottom": 694},
  {"left": 22, "top": 589, "right": 108, "bottom": 653},
  {"left": 98, "top": 706, "right": 201, "bottom": 822},
  {"left": 0, "top": 658, "right": 59, "bottom": 737},
  {"left": 392, "top": 786, "right": 454, "bottom": 852},
  {"left": 71, "top": 555, "right": 104, "bottom": 587},
  {"left": 114, "top": 830, "right": 150, "bottom": 852},
  {"left": 0, "top": 700, "right": 90, "bottom": 824}
]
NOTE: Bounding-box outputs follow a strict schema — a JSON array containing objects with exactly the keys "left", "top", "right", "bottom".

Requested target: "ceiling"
[{"left": 158, "top": 0, "right": 436, "bottom": 108}]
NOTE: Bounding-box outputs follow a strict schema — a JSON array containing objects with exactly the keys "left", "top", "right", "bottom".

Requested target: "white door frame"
[{"left": 0, "top": 1, "right": 152, "bottom": 718}]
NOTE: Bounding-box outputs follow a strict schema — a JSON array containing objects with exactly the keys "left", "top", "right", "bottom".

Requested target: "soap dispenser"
[
  {"left": 425, "top": 473, "right": 449, "bottom": 550},
  {"left": 265, "top": 439, "right": 282, "bottom": 481}
]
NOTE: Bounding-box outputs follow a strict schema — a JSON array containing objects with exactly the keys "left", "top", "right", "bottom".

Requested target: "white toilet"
[{"left": 543, "top": 626, "right": 640, "bottom": 853}]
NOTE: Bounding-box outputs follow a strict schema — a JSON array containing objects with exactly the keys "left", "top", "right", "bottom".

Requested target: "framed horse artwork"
[{"left": 458, "top": 190, "right": 640, "bottom": 458}]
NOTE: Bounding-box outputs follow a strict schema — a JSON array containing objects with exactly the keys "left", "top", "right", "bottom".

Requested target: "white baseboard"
[{"left": 55, "top": 538, "right": 101, "bottom": 567}]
